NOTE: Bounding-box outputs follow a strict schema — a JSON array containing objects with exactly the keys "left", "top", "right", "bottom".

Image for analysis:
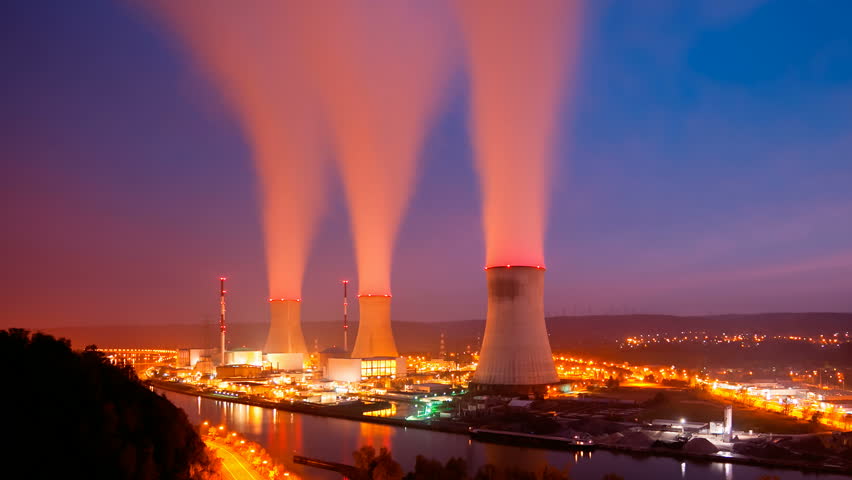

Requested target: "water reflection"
[
  {"left": 160, "top": 390, "right": 848, "bottom": 480},
  {"left": 359, "top": 421, "right": 392, "bottom": 449}
]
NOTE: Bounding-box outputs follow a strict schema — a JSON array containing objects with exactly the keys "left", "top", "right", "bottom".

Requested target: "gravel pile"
[
  {"left": 684, "top": 437, "right": 718, "bottom": 454},
  {"left": 615, "top": 431, "right": 655, "bottom": 448}
]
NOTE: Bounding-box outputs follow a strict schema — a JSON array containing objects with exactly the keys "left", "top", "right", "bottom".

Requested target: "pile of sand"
[
  {"left": 596, "top": 432, "right": 623, "bottom": 445},
  {"left": 733, "top": 441, "right": 793, "bottom": 460},
  {"left": 783, "top": 435, "right": 830, "bottom": 456},
  {"left": 684, "top": 437, "right": 718, "bottom": 454},
  {"left": 616, "top": 431, "right": 655, "bottom": 448}
]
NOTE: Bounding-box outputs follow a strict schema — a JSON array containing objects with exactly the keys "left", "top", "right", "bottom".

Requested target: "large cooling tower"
[
  {"left": 265, "top": 299, "right": 307, "bottom": 354},
  {"left": 351, "top": 294, "right": 398, "bottom": 358},
  {"left": 472, "top": 265, "right": 558, "bottom": 392}
]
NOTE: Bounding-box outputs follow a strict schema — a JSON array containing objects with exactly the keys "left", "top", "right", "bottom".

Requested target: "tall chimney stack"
[{"left": 219, "top": 277, "right": 227, "bottom": 365}]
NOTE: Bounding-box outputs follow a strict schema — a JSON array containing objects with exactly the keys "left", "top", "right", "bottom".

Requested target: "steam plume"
[
  {"left": 455, "top": 0, "right": 583, "bottom": 266},
  {"left": 298, "top": 2, "right": 453, "bottom": 295},
  {"left": 145, "top": 2, "right": 325, "bottom": 299}
]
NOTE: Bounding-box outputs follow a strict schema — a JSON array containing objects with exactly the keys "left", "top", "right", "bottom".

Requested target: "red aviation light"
[
  {"left": 357, "top": 293, "right": 392, "bottom": 298},
  {"left": 483, "top": 264, "right": 547, "bottom": 271},
  {"left": 268, "top": 298, "right": 301, "bottom": 302}
]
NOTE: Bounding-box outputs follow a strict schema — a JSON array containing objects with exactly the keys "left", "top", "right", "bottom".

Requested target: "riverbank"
[
  {"left": 150, "top": 380, "right": 851, "bottom": 475},
  {"left": 147, "top": 379, "right": 470, "bottom": 434}
]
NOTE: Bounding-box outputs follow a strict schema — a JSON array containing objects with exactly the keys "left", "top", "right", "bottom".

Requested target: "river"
[{"left": 158, "top": 389, "right": 848, "bottom": 480}]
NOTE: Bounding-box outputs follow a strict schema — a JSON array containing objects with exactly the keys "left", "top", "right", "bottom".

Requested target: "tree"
[
  {"left": 409, "top": 454, "right": 444, "bottom": 479},
  {"left": 444, "top": 457, "right": 468, "bottom": 480},
  {"left": 1, "top": 329, "right": 221, "bottom": 479},
  {"left": 781, "top": 398, "right": 792, "bottom": 415},
  {"left": 473, "top": 464, "right": 498, "bottom": 480},
  {"left": 353, "top": 445, "right": 403, "bottom": 480},
  {"left": 504, "top": 466, "right": 536, "bottom": 480},
  {"left": 602, "top": 475, "right": 624, "bottom": 480},
  {"left": 354, "top": 445, "right": 378, "bottom": 480},
  {"left": 372, "top": 448, "right": 404, "bottom": 480},
  {"left": 810, "top": 411, "right": 824, "bottom": 424},
  {"left": 605, "top": 375, "right": 620, "bottom": 389}
]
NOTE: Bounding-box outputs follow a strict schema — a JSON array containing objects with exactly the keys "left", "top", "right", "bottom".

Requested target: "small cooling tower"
[
  {"left": 351, "top": 294, "right": 398, "bottom": 358},
  {"left": 265, "top": 298, "right": 307, "bottom": 354}
]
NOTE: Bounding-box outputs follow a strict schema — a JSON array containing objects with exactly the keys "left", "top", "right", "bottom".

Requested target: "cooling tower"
[
  {"left": 471, "top": 265, "right": 558, "bottom": 393},
  {"left": 351, "top": 294, "right": 398, "bottom": 358},
  {"left": 265, "top": 299, "right": 308, "bottom": 354}
]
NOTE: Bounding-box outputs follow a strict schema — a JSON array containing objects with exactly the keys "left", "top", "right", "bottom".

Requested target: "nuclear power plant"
[
  {"left": 351, "top": 294, "right": 398, "bottom": 358},
  {"left": 265, "top": 298, "right": 308, "bottom": 355},
  {"left": 471, "top": 265, "right": 558, "bottom": 394}
]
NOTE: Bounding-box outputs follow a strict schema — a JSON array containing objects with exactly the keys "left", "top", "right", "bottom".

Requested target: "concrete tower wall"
[
  {"left": 351, "top": 295, "right": 398, "bottom": 358},
  {"left": 265, "top": 299, "right": 308, "bottom": 354},
  {"left": 472, "top": 266, "right": 558, "bottom": 390}
]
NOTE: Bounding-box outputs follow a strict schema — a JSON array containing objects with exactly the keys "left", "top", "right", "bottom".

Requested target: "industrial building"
[
  {"left": 177, "top": 348, "right": 215, "bottom": 368},
  {"left": 325, "top": 356, "right": 407, "bottom": 383},
  {"left": 266, "top": 352, "right": 305, "bottom": 371},
  {"left": 216, "top": 364, "right": 262, "bottom": 379},
  {"left": 225, "top": 348, "right": 263, "bottom": 366}
]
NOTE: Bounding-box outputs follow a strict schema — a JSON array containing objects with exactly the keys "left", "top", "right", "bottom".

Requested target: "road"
[{"left": 206, "top": 440, "right": 264, "bottom": 480}]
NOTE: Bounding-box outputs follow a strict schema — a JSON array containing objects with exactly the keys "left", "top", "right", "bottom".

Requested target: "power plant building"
[
  {"left": 327, "top": 358, "right": 362, "bottom": 383},
  {"left": 472, "top": 265, "right": 558, "bottom": 393},
  {"left": 178, "top": 348, "right": 215, "bottom": 368},
  {"left": 326, "top": 356, "right": 407, "bottom": 383},
  {"left": 224, "top": 348, "right": 263, "bottom": 366},
  {"left": 266, "top": 352, "right": 305, "bottom": 371},
  {"left": 216, "top": 364, "right": 262, "bottom": 379}
]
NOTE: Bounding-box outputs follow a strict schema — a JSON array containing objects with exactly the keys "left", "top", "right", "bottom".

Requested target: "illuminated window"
[{"left": 361, "top": 358, "right": 396, "bottom": 377}]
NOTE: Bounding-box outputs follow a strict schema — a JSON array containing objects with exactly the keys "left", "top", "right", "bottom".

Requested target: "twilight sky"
[{"left": 2, "top": 0, "right": 851, "bottom": 329}]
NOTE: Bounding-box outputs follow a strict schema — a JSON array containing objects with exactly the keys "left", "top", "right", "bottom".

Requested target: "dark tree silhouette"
[
  {"left": 353, "top": 445, "right": 403, "bottom": 480},
  {"left": 0, "top": 329, "right": 220, "bottom": 479},
  {"left": 474, "top": 464, "right": 498, "bottom": 480},
  {"left": 403, "top": 455, "right": 469, "bottom": 480},
  {"left": 444, "top": 457, "right": 469, "bottom": 480}
]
